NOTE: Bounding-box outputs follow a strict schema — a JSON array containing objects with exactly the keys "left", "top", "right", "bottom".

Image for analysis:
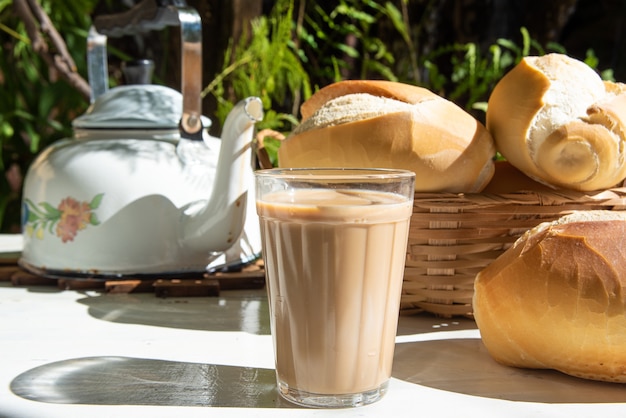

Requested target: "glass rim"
[{"left": 254, "top": 167, "right": 415, "bottom": 180}]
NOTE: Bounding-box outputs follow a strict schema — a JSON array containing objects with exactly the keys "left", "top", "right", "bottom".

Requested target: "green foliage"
[
  {"left": 0, "top": 0, "right": 98, "bottom": 232},
  {"left": 202, "top": 0, "right": 311, "bottom": 133},
  {"left": 298, "top": 0, "right": 404, "bottom": 84},
  {"left": 584, "top": 49, "right": 615, "bottom": 81},
  {"left": 293, "top": 4, "right": 568, "bottom": 118},
  {"left": 421, "top": 27, "right": 566, "bottom": 115}
]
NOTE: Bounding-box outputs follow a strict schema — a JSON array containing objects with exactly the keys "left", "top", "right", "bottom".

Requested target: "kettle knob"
[{"left": 122, "top": 59, "right": 155, "bottom": 85}]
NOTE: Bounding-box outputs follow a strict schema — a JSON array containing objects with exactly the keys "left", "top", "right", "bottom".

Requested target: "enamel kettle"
[{"left": 19, "top": 0, "right": 264, "bottom": 278}]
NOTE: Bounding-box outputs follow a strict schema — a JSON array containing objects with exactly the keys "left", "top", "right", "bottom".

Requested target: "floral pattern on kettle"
[{"left": 23, "top": 194, "right": 104, "bottom": 243}]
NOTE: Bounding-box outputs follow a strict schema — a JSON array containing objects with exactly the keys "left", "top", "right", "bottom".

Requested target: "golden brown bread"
[
  {"left": 487, "top": 53, "right": 626, "bottom": 191},
  {"left": 279, "top": 80, "right": 496, "bottom": 192},
  {"left": 299, "top": 80, "right": 441, "bottom": 119},
  {"left": 473, "top": 210, "right": 626, "bottom": 383}
]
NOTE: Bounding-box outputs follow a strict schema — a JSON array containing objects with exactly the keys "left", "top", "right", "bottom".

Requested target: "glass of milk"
[{"left": 255, "top": 168, "right": 415, "bottom": 408}]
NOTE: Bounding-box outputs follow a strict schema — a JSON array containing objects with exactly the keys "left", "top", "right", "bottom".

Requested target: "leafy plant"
[
  {"left": 584, "top": 48, "right": 615, "bottom": 81},
  {"left": 297, "top": 0, "right": 406, "bottom": 84},
  {"left": 420, "top": 27, "right": 567, "bottom": 115},
  {"left": 0, "top": 0, "right": 98, "bottom": 232},
  {"left": 202, "top": 0, "right": 311, "bottom": 134}
]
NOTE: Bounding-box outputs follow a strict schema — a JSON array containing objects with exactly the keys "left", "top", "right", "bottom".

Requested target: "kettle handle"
[{"left": 91, "top": 0, "right": 203, "bottom": 140}]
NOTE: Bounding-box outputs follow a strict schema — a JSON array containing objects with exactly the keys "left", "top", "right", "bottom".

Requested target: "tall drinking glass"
[{"left": 255, "top": 168, "right": 415, "bottom": 408}]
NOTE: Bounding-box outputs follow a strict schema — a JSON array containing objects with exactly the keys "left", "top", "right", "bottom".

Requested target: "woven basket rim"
[{"left": 412, "top": 187, "right": 626, "bottom": 207}]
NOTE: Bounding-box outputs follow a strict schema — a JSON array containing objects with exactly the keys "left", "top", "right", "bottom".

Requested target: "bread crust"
[
  {"left": 300, "top": 80, "right": 440, "bottom": 120},
  {"left": 473, "top": 211, "right": 626, "bottom": 383},
  {"left": 280, "top": 80, "right": 496, "bottom": 192},
  {"left": 486, "top": 58, "right": 550, "bottom": 179}
]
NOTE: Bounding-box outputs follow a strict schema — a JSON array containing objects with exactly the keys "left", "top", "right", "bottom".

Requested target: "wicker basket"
[{"left": 400, "top": 187, "right": 626, "bottom": 317}]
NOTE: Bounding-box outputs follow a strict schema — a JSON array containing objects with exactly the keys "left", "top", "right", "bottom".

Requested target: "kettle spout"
[{"left": 182, "top": 97, "right": 264, "bottom": 253}]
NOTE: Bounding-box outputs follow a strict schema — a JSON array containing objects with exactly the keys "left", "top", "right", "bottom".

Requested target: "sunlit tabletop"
[{"left": 1, "top": 235, "right": 625, "bottom": 417}]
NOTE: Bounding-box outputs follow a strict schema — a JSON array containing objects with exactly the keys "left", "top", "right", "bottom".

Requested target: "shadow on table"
[
  {"left": 393, "top": 338, "right": 626, "bottom": 403},
  {"left": 75, "top": 289, "right": 271, "bottom": 334},
  {"left": 11, "top": 340, "right": 626, "bottom": 408},
  {"left": 10, "top": 356, "right": 297, "bottom": 408}
]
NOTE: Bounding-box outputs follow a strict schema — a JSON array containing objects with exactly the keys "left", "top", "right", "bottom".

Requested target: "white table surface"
[{"left": 1, "top": 234, "right": 626, "bottom": 417}]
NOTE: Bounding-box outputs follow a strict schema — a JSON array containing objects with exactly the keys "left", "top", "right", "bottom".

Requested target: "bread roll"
[
  {"left": 486, "top": 53, "right": 626, "bottom": 191},
  {"left": 279, "top": 80, "right": 496, "bottom": 192},
  {"left": 473, "top": 210, "right": 626, "bottom": 383}
]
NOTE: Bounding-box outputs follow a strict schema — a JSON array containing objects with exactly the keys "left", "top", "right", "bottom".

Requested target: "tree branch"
[{"left": 13, "top": 0, "right": 91, "bottom": 100}]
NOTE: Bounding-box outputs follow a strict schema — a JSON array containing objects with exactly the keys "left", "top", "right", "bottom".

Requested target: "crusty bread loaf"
[
  {"left": 279, "top": 80, "right": 496, "bottom": 192},
  {"left": 487, "top": 53, "right": 626, "bottom": 191},
  {"left": 473, "top": 210, "right": 626, "bottom": 383}
]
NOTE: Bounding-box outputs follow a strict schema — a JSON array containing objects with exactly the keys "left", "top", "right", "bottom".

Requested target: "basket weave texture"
[{"left": 401, "top": 187, "right": 626, "bottom": 317}]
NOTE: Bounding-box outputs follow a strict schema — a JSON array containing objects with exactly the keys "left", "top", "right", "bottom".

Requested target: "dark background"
[{"left": 92, "top": 0, "right": 626, "bottom": 127}]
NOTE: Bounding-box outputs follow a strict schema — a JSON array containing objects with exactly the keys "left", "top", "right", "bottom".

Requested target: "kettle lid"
[{"left": 72, "top": 84, "right": 182, "bottom": 130}]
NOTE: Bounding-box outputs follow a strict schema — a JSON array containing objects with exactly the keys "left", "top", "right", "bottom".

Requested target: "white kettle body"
[{"left": 18, "top": 3, "right": 264, "bottom": 278}]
